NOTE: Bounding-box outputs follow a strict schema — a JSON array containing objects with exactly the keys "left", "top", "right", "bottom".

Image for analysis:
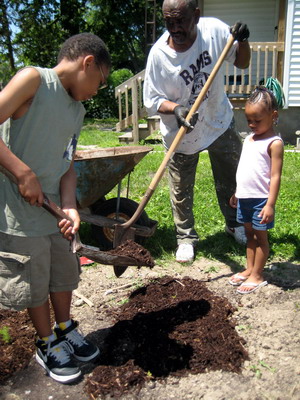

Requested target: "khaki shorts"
[{"left": 0, "top": 232, "right": 81, "bottom": 311}]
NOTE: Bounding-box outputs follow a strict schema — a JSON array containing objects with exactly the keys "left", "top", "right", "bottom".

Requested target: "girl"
[{"left": 229, "top": 86, "right": 284, "bottom": 294}]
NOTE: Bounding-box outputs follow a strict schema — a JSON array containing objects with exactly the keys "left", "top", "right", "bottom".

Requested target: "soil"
[{"left": 1, "top": 255, "right": 300, "bottom": 400}]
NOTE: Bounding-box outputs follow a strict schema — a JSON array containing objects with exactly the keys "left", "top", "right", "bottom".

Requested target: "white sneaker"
[
  {"left": 176, "top": 243, "right": 194, "bottom": 263},
  {"left": 225, "top": 226, "right": 247, "bottom": 245}
]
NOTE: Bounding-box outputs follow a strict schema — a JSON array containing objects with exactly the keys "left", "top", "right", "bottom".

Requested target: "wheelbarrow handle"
[{"left": 120, "top": 34, "right": 236, "bottom": 229}]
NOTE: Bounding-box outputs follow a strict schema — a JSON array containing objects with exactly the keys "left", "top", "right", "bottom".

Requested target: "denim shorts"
[{"left": 237, "top": 198, "right": 275, "bottom": 231}]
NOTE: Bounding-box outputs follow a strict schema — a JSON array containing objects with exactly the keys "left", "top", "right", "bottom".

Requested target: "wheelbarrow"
[{"left": 74, "top": 145, "right": 157, "bottom": 252}]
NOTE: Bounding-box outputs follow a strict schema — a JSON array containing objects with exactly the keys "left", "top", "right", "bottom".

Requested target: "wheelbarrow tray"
[{"left": 74, "top": 146, "right": 152, "bottom": 209}]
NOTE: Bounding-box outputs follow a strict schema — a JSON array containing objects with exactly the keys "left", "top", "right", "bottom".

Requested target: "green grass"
[{"left": 77, "top": 120, "right": 300, "bottom": 268}]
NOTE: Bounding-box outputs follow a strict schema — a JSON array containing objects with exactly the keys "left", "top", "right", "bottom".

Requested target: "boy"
[{"left": 0, "top": 33, "right": 111, "bottom": 383}]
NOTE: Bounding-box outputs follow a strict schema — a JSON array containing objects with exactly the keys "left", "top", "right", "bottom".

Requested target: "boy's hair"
[
  {"left": 247, "top": 86, "right": 279, "bottom": 112},
  {"left": 57, "top": 33, "right": 111, "bottom": 68}
]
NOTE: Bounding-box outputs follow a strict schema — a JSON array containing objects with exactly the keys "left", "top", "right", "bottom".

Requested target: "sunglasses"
[{"left": 99, "top": 64, "right": 108, "bottom": 90}]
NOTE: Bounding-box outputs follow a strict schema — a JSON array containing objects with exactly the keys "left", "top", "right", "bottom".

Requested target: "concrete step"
[
  {"left": 118, "top": 131, "right": 134, "bottom": 143},
  {"left": 118, "top": 116, "right": 160, "bottom": 143}
]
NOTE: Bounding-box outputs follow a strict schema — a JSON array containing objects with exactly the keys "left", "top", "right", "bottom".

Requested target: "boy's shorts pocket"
[{"left": 0, "top": 251, "right": 31, "bottom": 311}]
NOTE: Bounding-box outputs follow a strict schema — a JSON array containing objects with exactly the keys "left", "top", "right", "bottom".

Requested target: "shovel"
[
  {"left": 113, "top": 33, "right": 236, "bottom": 276},
  {"left": 0, "top": 165, "right": 150, "bottom": 267}
]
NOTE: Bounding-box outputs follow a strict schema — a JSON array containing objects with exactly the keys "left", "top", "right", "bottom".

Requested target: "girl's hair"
[{"left": 247, "top": 86, "right": 279, "bottom": 112}]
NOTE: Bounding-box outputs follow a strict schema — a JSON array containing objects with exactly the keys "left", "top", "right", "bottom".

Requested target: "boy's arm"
[
  {"left": 259, "top": 140, "right": 284, "bottom": 223},
  {"left": 58, "top": 160, "right": 80, "bottom": 240},
  {"left": 0, "top": 68, "right": 44, "bottom": 206}
]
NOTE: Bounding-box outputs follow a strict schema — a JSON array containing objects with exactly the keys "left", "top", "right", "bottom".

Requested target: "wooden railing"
[{"left": 115, "top": 41, "right": 284, "bottom": 142}]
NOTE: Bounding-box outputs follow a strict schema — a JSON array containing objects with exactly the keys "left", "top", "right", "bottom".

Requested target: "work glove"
[
  {"left": 173, "top": 105, "right": 198, "bottom": 132},
  {"left": 230, "top": 21, "right": 250, "bottom": 42}
]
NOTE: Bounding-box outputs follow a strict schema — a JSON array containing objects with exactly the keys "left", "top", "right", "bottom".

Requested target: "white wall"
[
  {"left": 202, "top": 0, "right": 279, "bottom": 41},
  {"left": 283, "top": 0, "right": 300, "bottom": 107}
]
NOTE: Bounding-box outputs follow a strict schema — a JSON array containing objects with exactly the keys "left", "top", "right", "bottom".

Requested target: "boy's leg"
[
  {"left": 50, "top": 290, "right": 72, "bottom": 323},
  {"left": 50, "top": 233, "right": 99, "bottom": 362},
  {"left": 0, "top": 232, "right": 81, "bottom": 383},
  {"left": 28, "top": 301, "right": 52, "bottom": 338}
]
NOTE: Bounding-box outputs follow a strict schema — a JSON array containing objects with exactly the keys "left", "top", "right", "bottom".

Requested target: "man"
[{"left": 143, "top": 0, "right": 251, "bottom": 262}]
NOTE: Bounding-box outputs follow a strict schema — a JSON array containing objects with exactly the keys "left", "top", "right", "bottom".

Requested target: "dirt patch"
[
  {"left": 85, "top": 276, "right": 248, "bottom": 398},
  {"left": 0, "top": 310, "right": 35, "bottom": 384},
  {"left": 1, "top": 258, "right": 300, "bottom": 400}
]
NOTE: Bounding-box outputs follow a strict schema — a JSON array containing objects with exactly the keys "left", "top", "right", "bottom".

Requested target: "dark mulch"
[
  {"left": 85, "top": 276, "right": 249, "bottom": 399},
  {"left": 109, "top": 239, "right": 155, "bottom": 267},
  {"left": 0, "top": 309, "right": 36, "bottom": 385}
]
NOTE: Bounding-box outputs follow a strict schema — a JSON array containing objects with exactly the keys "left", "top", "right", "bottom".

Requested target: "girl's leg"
[
  {"left": 230, "top": 222, "right": 254, "bottom": 284},
  {"left": 244, "top": 222, "right": 256, "bottom": 275},
  {"left": 238, "top": 229, "right": 269, "bottom": 293}
]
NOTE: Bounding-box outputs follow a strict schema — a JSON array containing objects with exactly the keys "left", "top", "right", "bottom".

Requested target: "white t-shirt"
[{"left": 143, "top": 17, "right": 238, "bottom": 154}]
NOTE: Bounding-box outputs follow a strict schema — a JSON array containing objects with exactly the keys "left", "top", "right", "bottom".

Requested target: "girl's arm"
[
  {"left": 58, "top": 160, "right": 80, "bottom": 240},
  {"left": 259, "top": 140, "right": 284, "bottom": 224}
]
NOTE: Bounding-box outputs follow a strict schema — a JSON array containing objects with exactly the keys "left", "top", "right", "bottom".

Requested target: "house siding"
[
  {"left": 283, "top": 0, "right": 300, "bottom": 107},
  {"left": 202, "top": 0, "right": 279, "bottom": 41},
  {"left": 202, "top": 0, "right": 280, "bottom": 85}
]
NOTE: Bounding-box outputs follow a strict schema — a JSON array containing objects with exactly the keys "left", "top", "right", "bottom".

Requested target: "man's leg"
[
  {"left": 168, "top": 151, "right": 200, "bottom": 246},
  {"left": 207, "top": 120, "right": 242, "bottom": 228}
]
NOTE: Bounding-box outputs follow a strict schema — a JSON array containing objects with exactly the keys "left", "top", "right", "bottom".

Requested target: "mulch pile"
[
  {"left": 0, "top": 310, "right": 36, "bottom": 384},
  {"left": 85, "top": 276, "right": 249, "bottom": 399},
  {"left": 109, "top": 239, "right": 155, "bottom": 267}
]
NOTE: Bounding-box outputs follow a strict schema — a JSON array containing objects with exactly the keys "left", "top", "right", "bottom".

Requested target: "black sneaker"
[
  {"left": 35, "top": 336, "right": 81, "bottom": 383},
  {"left": 54, "top": 320, "right": 100, "bottom": 362}
]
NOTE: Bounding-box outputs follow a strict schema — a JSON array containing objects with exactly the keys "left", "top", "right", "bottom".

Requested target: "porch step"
[
  {"left": 118, "top": 116, "right": 160, "bottom": 143},
  {"left": 118, "top": 124, "right": 148, "bottom": 143},
  {"left": 118, "top": 132, "right": 134, "bottom": 143}
]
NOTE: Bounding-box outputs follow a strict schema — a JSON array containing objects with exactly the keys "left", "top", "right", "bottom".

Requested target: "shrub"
[{"left": 84, "top": 68, "right": 134, "bottom": 119}]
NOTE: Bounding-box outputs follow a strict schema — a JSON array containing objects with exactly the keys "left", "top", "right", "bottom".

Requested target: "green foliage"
[
  {"left": 84, "top": 69, "right": 134, "bottom": 119},
  {"left": 0, "top": 326, "right": 12, "bottom": 344}
]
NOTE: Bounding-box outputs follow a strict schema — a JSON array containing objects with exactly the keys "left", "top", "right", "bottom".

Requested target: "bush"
[{"left": 84, "top": 68, "right": 134, "bottom": 119}]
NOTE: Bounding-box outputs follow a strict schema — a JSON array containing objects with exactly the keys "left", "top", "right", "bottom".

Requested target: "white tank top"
[{"left": 236, "top": 133, "right": 283, "bottom": 199}]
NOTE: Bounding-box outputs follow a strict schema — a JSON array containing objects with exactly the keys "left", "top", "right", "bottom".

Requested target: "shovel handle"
[{"left": 119, "top": 34, "right": 236, "bottom": 229}]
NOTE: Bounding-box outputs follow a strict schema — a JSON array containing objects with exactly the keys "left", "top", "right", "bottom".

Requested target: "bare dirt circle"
[{"left": 1, "top": 257, "right": 300, "bottom": 400}]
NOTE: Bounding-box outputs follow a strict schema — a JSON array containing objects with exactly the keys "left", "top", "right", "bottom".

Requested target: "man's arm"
[
  {"left": 230, "top": 22, "right": 251, "bottom": 69},
  {"left": 234, "top": 41, "right": 251, "bottom": 69}
]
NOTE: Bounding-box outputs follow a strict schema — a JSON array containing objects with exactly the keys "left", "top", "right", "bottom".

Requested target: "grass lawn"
[{"left": 77, "top": 120, "right": 300, "bottom": 270}]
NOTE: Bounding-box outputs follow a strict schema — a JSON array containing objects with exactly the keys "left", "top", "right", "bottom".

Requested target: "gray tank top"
[{"left": 0, "top": 67, "right": 85, "bottom": 236}]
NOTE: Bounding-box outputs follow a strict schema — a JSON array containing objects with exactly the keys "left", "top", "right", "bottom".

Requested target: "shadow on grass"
[
  {"left": 269, "top": 232, "right": 300, "bottom": 261},
  {"left": 145, "top": 226, "right": 245, "bottom": 271}
]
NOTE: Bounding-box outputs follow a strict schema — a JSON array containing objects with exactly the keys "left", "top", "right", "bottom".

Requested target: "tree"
[
  {"left": 14, "top": 0, "right": 88, "bottom": 67},
  {"left": 0, "top": 0, "right": 17, "bottom": 80},
  {"left": 86, "top": 0, "right": 164, "bottom": 72}
]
